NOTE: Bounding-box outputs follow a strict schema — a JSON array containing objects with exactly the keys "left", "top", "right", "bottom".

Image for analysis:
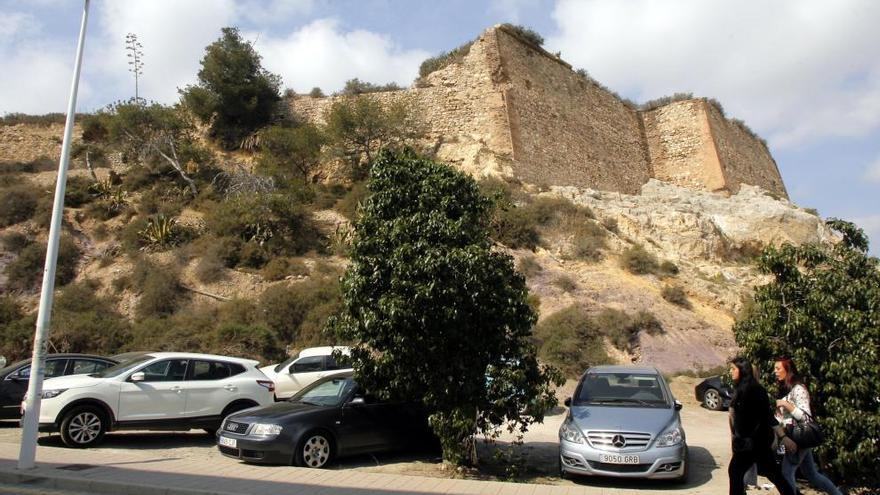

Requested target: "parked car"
[
  {"left": 36, "top": 352, "right": 275, "bottom": 447},
  {"left": 260, "top": 346, "right": 351, "bottom": 400},
  {"left": 1, "top": 353, "right": 117, "bottom": 420},
  {"left": 559, "top": 365, "right": 688, "bottom": 481},
  {"left": 694, "top": 375, "right": 733, "bottom": 411},
  {"left": 217, "top": 370, "right": 434, "bottom": 467}
]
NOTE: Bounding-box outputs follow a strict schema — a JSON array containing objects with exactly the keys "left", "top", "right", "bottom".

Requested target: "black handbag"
[{"left": 786, "top": 412, "right": 824, "bottom": 449}]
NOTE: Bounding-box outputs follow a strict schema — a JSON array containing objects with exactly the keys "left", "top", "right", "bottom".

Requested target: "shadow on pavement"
[{"left": 37, "top": 430, "right": 215, "bottom": 450}]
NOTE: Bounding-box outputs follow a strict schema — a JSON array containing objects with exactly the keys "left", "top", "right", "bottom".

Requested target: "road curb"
[{"left": 0, "top": 467, "right": 220, "bottom": 495}]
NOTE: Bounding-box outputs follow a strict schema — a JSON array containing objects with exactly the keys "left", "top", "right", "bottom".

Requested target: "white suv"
[
  {"left": 36, "top": 352, "right": 275, "bottom": 447},
  {"left": 260, "top": 346, "right": 351, "bottom": 400}
]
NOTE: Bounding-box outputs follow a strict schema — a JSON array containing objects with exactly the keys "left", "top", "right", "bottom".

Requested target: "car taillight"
[{"left": 257, "top": 380, "right": 275, "bottom": 392}]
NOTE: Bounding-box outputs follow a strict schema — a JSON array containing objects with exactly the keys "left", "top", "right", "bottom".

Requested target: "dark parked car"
[
  {"left": 0, "top": 354, "right": 117, "bottom": 420},
  {"left": 694, "top": 376, "right": 733, "bottom": 411},
  {"left": 217, "top": 371, "right": 435, "bottom": 467}
]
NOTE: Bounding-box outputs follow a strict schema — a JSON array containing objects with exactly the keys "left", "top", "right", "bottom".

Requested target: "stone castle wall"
[
  {"left": 641, "top": 100, "right": 727, "bottom": 192},
  {"left": 291, "top": 25, "right": 790, "bottom": 198},
  {"left": 704, "top": 104, "right": 787, "bottom": 197},
  {"left": 493, "top": 27, "right": 650, "bottom": 194}
]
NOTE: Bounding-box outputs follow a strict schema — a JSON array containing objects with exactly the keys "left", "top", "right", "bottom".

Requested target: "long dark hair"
[
  {"left": 730, "top": 356, "right": 758, "bottom": 404},
  {"left": 774, "top": 356, "right": 805, "bottom": 394}
]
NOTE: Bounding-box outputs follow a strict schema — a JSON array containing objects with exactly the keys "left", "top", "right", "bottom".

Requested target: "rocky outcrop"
[{"left": 553, "top": 179, "right": 832, "bottom": 264}]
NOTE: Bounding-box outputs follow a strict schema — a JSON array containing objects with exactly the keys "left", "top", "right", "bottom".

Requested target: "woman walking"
[
  {"left": 774, "top": 357, "right": 843, "bottom": 495},
  {"left": 728, "top": 356, "right": 795, "bottom": 495}
]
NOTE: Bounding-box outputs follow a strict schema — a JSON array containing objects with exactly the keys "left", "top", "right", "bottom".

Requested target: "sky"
[{"left": 1, "top": 0, "right": 878, "bottom": 254}]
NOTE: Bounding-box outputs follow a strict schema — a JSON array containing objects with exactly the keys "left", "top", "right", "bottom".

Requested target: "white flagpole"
[{"left": 18, "top": 0, "right": 91, "bottom": 470}]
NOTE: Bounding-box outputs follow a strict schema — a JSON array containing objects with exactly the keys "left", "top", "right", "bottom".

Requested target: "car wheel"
[
  {"left": 295, "top": 431, "right": 334, "bottom": 468},
  {"left": 703, "top": 388, "right": 723, "bottom": 411},
  {"left": 60, "top": 406, "right": 107, "bottom": 448}
]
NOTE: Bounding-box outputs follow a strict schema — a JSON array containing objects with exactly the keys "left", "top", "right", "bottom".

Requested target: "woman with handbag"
[
  {"left": 773, "top": 357, "right": 842, "bottom": 495},
  {"left": 728, "top": 357, "right": 795, "bottom": 495}
]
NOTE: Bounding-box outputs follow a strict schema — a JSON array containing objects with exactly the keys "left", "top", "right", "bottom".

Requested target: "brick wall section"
[
  {"left": 704, "top": 103, "right": 787, "bottom": 198},
  {"left": 494, "top": 27, "right": 650, "bottom": 194},
  {"left": 641, "top": 100, "right": 727, "bottom": 192}
]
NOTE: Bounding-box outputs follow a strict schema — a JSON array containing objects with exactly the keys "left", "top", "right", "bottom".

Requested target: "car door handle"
[
  {"left": 224, "top": 385, "right": 237, "bottom": 391},
  {"left": 170, "top": 386, "right": 182, "bottom": 393}
]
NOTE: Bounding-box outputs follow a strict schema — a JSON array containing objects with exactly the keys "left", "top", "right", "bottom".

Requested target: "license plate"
[
  {"left": 599, "top": 454, "right": 640, "bottom": 464},
  {"left": 218, "top": 436, "right": 237, "bottom": 448}
]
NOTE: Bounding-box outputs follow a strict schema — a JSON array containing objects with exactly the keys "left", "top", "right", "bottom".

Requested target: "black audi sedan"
[
  {"left": 694, "top": 375, "right": 733, "bottom": 411},
  {"left": 217, "top": 371, "right": 434, "bottom": 467},
  {"left": 0, "top": 353, "right": 117, "bottom": 420}
]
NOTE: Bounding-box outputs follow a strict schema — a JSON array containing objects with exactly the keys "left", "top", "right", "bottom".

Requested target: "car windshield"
[
  {"left": 290, "top": 376, "right": 355, "bottom": 407},
  {"left": 273, "top": 355, "right": 299, "bottom": 373},
  {"left": 574, "top": 372, "right": 668, "bottom": 407},
  {"left": 90, "top": 355, "right": 153, "bottom": 378}
]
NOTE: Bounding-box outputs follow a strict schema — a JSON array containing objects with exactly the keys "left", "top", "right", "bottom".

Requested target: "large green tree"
[
  {"left": 734, "top": 219, "right": 880, "bottom": 481},
  {"left": 181, "top": 27, "right": 281, "bottom": 148},
  {"left": 330, "top": 149, "right": 562, "bottom": 465}
]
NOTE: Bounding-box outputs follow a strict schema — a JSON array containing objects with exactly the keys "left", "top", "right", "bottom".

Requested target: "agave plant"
[
  {"left": 88, "top": 178, "right": 115, "bottom": 199},
  {"left": 138, "top": 214, "right": 179, "bottom": 250}
]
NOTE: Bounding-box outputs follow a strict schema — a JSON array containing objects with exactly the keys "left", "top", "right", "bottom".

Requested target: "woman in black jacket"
[{"left": 727, "top": 357, "right": 795, "bottom": 495}]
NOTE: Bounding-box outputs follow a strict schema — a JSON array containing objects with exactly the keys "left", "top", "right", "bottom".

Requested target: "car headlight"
[
  {"left": 559, "top": 418, "right": 585, "bottom": 444},
  {"left": 656, "top": 425, "right": 683, "bottom": 447},
  {"left": 41, "top": 389, "right": 67, "bottom": 399},
  {"left": 250, "top": 423, "right": 283, "bottom": 437}
]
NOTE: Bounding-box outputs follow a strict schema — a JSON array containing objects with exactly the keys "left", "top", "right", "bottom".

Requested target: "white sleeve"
[{"left": 789, "top": 384, "right": 811, "bottom": 421}]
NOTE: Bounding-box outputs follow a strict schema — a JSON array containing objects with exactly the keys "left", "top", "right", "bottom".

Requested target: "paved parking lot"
[{"left": 0, "top": 377, "right": 803, "bottom": 494}]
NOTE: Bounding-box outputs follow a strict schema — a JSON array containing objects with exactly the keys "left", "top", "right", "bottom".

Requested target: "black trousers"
[{"left": 728, "top": 447, "right": 796, "bottom": 495}]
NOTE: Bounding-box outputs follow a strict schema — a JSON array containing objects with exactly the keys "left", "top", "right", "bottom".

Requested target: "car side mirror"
[
  {"left": 564, "top": 397, "right": 572, "bottom": 407},
  {"left": 346, "top": 397, "right": 365, "bottom": 407},
  {"left": 130, "top": 372, "right": 145, "bottom": 382},
  {"left": 674, "top": 400, "right": 683, "bottom": 411}
]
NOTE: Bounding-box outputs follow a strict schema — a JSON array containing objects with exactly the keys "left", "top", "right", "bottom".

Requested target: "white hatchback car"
[
  {"left": 36, "top": 352, "right": 275, "bottom": 447},
  {"left": 260, "top": 346, "right": 351, "bottom": 400}
]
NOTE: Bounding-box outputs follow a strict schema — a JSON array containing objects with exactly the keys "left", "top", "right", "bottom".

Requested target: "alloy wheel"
[
  {"left": 301, "top": 434, "right": 331, "bottom": 468},
  {"left": 704, "top": 388, "right": 722, "bottom": 410},
  {"left": 68, "top": 411, "right": 102, "bottom": 444}
]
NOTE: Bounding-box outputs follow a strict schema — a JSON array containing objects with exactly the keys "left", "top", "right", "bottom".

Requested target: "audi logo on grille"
[
  {"left": 611, "top": 434, "right": 627, "bottom": 448},
  {"left": 225, "top": 422, "right": 243, "bottom": 433}
]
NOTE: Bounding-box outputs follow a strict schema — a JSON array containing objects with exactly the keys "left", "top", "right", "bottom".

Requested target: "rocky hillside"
[{"left": 0, "top": 120, "right": 834, "bottom": 374}]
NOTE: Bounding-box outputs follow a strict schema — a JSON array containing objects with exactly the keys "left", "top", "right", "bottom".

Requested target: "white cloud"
[
  {"left": 546, "top": 0, "right": 880, "bottom": 149},
  {"left": 252, "top": 18, "right": 430, "bottom": 94},
  {"left": 0, "top": 12, "right": 38, "bottom": 41},
  {"left": 237, "top": 0, "right": 314, "bottom": 25},
  {"left": 92, "top": 0, "right": 238, "bottom": 106},
  {"left": 852, "top": 215, "right": 880, "bottom": 255},
  {"left": 489, "top": 0, "right": 535, "bottom": 23},
  {"left": 865, "top": 155, "right": 880, "bottom": 183}
]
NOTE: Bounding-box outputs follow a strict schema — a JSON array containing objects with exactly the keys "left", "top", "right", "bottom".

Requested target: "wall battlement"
[{"left": 290, "top": 25, "right": 788, "bottom": 198}]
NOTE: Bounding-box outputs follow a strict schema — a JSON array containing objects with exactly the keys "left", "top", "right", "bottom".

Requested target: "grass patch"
[
  {"left": 552, "top": 274, "right": 578, "bottom": 293},
  {"left": 4, "top": 235, "right": 80, "bottom": 291},
  {"left": 516, "top": 255, "right": 542, "bottom": 278},
  {"left": 661, "top": 285, "right": 690, "bottom": 308},
  {"left": 0, "top": 185, "right": 40, "bottom": 227},
  {"left": 261, "top": 257, "right": 309, "bottom": 281}
]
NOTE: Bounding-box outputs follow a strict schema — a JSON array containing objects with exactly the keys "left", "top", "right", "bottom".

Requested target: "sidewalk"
[{"left": 0, "top": 441, "right": 723, "bottom": 495}]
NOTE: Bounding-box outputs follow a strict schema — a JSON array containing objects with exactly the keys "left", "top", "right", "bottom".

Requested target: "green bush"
[
  {"left": 500, "top": 23, "right": 545, "bottom": 47},
  {"left": 194, "top": 248, "right": 228, "bottom": 283},
  {"left": 0, "top": 157, "right": 57, "bottom": 174},
  {"left": 308, "top": 87, "right": 324, "bottom": 98},
  {"left": 214, "top": 322, "right": 281, "bottom": 362},
  {"left": 258, "top": 275, "right": 340, "bottom": 346},
  {"left": 552, "top": 274, "right": 578, "bottom": 293},
  {"left": 134, "top": 260, "right": 185, "bottom": 318},
  {"left": 661, "top": 285, "right": 690, "bottom": 308},
  {"left": 1, "top": 231, "right": 31, "bottom": 253},
  {"left": 4, "top": 235, "right": 80, "bottom": 291},
  {"left": 63, "top": 176, "right": 95, "bottom": 208},
  {"left": 491, "top": 206, "right": 541, "bottom": 249},
  {"left": 533, "top": 305, "right": 609, "bottom": 377},
  {"left": 593, "top": 308, "right": 665, "bottom": 352},
  {"left": 516, "top": 255, "right": 542, "bottom": 278},
  {"left": 260, "top": 257, "right": 309, "bottom": 281},
  {"left": 0, "top": 297, "right": 35, "bottom": 361},
  {"left": 418, "top": 40, "right": 474, "bottom": 79},
  {"left": 335, "top": 182, "right": 369, "bottom": 220},
  {"left": 659, "top": 260, "right": 679, "bottom": 276},
  {"left": 601, "top": 216, "right": 619, "bottom": 233},
  {"left": 180, "top": 27, "right": 281, "bottom": 149},
  {"left": 0, "top": 113, "right": 69, "bottom": 127},
  {"left": 338, "top": 78, "right": 402, "bottom": 96},
  {"left": 50, "top": 280, "right": 130, "bottom": 355},
  {"left": 619, "top": 245, "right": 660, "bottom": 275},
  {"left": 569, "top": 222, "right": 606, "bottom": 261},
  {"left": 0, "top": 186, "right": 40, "bottom": 227}
]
